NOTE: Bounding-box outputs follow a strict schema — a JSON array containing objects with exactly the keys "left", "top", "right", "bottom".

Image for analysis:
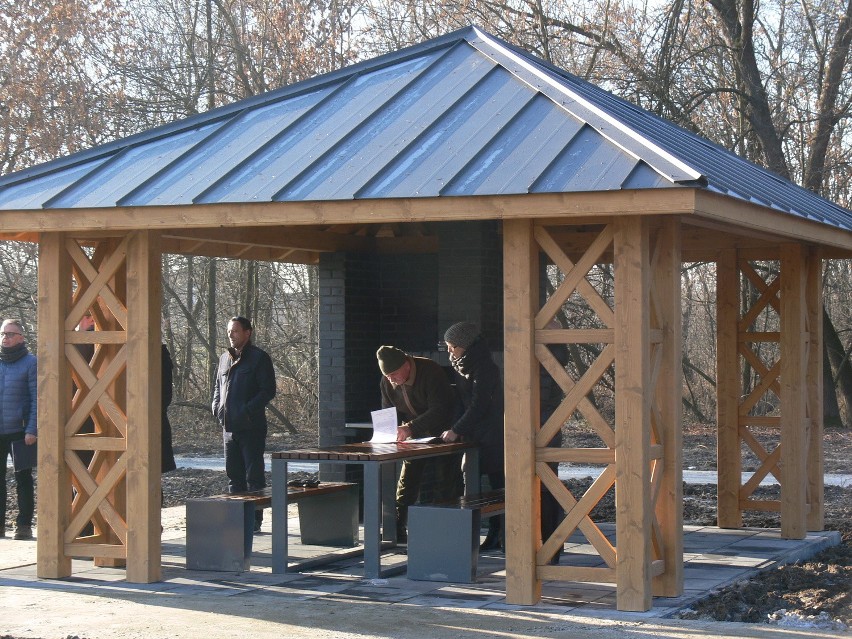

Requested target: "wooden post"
[
  {"left": 805, "top": 248, "right": 824, "bottom": 531},
  {"left": 503, "top": 218, "right": 541, "bottom": 605},
  {"left": 614, "top": 216, "right": 652, "bottom": 612},
  {"left": 652, "top": 217, "right": 683, "bottom": 597},
  {"left": 715, "top": 249, "right": 742, "bottom": 528},
  {"left": 780, "top": 243, "right": 807, "bottom": 539},
  {"left": 36, "top": 232, "right": 73, "bottom": 578},
  {"left": 125, "top": 230, "right": 163, "bottom": 582},
  {"left": 94, "top": 237, "right": 128, "bottom": 567}
]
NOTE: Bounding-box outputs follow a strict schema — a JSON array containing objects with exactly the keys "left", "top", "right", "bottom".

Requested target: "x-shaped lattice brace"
[
  {"left": 62, "top": 237, "right": 130, "bottom": 543},
  {"left": 532, "top": 222, "right": 672, "bottom": 570},
  {"left": 737, "top": 261, "right": 783, "bottom": 499}
]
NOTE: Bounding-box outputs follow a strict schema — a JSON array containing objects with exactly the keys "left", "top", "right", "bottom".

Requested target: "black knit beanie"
[
  {"left": 443, "top": 322, "right": 479, "bottom": 349},
  {"left": 376, "top": 345, "right": 408, "bottom": 375}
]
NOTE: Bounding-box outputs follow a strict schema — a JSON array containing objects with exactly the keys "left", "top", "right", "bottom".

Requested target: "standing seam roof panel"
[
  {"left": 275, "top": 43, "right": 495, "bottom": 201},
  {"left": 45, "top": 123, "right": 224, "bottom": 208},
  {"left": 443, "top": 94, "right": 568, "bottom": 195},
  {"left": 122, "top": 86, "right": 337, "bottom": 206},
  {"left": 0, "top": 26, "right": 848, "bottom": 232},
  {"left": 205, "top": 54, "right": 439, "bottom": 203},
  {"left": 0, "top": 157, "right": 111, "bottom": 209}
]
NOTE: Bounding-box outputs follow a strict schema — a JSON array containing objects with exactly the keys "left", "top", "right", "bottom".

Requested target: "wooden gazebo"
[{"left": 0, "top": 27, "right": 849, "bottom": 612}]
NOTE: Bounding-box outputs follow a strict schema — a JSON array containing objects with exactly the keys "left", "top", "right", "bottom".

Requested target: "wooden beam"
[
  {"left": 36, "top": 232, "right": 73, "bottom": 578},
  {"left": 651, "top": 217, "right": 684, "bottom": 597},
  {"left": 93, "top": 237, "right": 128, "bottom": 567},
  {"left": 806, "top": 248, "right": 824, "bottom": 531},
  {"left": 503, "top": 218, "right": 541, "bottom": 606},
  {"left": 0, "top": 190, "right": 697, "bottom": 233},
  {"left": 716, "top": 249, "right": 742, "bottom": 528},
  {"left": 780, "top": 243, "right": 808, "bottom": 539},
  {"left": 694, "top": 190, "right": 851, "bottom": 253},
  {"left": 0, "top": 188, "right": 848, "bottom": 251},
  {"left": 125, "top": 230, "right": 162, "bottom": 582},
  {"left": 162, "top": 226, "right": 376, "bottom": 252},
  {"left": 159, "top": 238, "right": 320, "bottom": 264},
  {"left": 614, "top": 216, "right": 652, "bottom": 612}
]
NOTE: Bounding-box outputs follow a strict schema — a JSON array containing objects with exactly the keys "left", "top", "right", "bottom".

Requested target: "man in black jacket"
[{"left": 212, "top": 316, "right": 276, "bottom": 532}]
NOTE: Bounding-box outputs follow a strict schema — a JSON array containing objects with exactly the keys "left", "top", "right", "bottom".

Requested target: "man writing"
[
  {"left": 376, "top": 345, "right": 460, "bottom": 542},
  {"left": 0, "top": 319, "right": 37, "bottom": 540},
  {"left": 212, "top": 317, "right": 276, "bottom": 533}
]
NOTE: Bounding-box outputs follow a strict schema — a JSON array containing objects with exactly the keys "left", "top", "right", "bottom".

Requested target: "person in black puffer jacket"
[{"left": 440, "top": 322, "right": 505, "bottom": 551}]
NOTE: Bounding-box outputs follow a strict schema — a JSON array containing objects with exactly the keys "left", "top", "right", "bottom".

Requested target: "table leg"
[
  {"left": 464, "top": 449, "right": 480, "bottom": 495},
  {"left": 381, "top": 461, "right": 397, "bottom": 543},
  {"left": 271, "top": 459, "right": 289, "bottom": 573},
  {"left": 363, "top": 462, "right": 381, "bottom": 579}
]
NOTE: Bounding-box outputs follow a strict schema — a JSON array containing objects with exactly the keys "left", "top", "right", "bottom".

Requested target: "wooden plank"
[
  {"left": 716, "top": 249, "right": 742, "bottom": 528},
  {"left": 503, "top": 218, "right": 541, "bottom": 605},
  {"left": 538, "top": 565, "right": 616, "bottom": 582},
  {"left": 92, "top": 238, "right": 129, "bottom": 567},
  {"left": 536, "top": 448, "right": 614, "bottom": 464},
  {"left": 0, "top": 189, "right": 697, "bottom": 231},
  {"left": 0, "top": 187, "right": 847, "bottom": 252},
  {"left": 740, "top": 499, "right": 782, "bottom": 512},
  {"left": 651, "top": 217, "right": 683, "bottom": 598},
  {"left": 36, "top": 232, "right": 73, "bottom": 578},
  {"left": 779, "top": 243, "right": 807, "bottom": 539},
  {"left": 125, "top": 230, "right": 163, "bottom": 582},
  {"left": 805, "top": 248, "right": 824, "bottom": 531},
  {"left": 613, "top": 216, "right": 652, "bottom": 612}
]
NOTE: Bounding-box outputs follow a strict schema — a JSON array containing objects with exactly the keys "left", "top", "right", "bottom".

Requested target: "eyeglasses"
[{"left": 0, "top": 331, "right": 22, "bottom": 337}]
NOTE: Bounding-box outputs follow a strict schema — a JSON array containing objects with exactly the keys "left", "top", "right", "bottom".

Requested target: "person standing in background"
[
  {"left": 161, "top": 344, "right": 176, "bottom": 474},
  {"left": 0, "top": 319, "right": 37, "bottom": 540},
  {"left": 211, "top": 317, "right": 276, "bottom": 533},
  {"left": 440, "top": 322, "right": 505, "bottom": 551}
]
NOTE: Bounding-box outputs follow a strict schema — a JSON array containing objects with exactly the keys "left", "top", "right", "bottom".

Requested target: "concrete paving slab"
[{"left": 0, "top": 505, "right": 845, "bottom": 639}]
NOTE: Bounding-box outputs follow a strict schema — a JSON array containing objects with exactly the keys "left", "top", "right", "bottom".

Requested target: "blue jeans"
[{"left": 1, "top": 432, "right": 34, "bottom": 528}]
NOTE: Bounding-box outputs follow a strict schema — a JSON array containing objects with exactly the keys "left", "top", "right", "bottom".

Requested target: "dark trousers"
[
  {"left": 1, "top": 432, "right": 35, "bottom": 528},
  {"left": 395, "top": 454, "right": 463, "bottom": 529},
  {"left": 224, "top": 429, "right": 267, "bottom": 523}
]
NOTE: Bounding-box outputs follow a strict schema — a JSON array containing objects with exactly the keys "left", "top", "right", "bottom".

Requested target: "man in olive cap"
[{"left": 376, "top": 345, "right": 461, "bottom": 542}]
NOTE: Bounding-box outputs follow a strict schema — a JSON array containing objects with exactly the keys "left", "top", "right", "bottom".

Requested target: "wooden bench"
[
  {"left": 186, "top": 482, "right": 358, "bottom": 572},
  {"left": 407, "top": 488, "right": 505, "bottom": 583}
]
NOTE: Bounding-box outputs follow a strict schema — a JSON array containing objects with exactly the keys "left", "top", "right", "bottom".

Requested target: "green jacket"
[{"left": 380, "top": 355, "right": 456, "bottom": 438}]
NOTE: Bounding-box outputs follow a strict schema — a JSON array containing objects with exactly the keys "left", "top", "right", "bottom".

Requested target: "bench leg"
[
  {"left": 407, "top": 506, "right": 480, "bottom": 583},
  {"left": 186, "top": 499, "right": 254, "bottom": 572},
  {"left": 298, "top": 484, "right": 359, "bottom": 546}
]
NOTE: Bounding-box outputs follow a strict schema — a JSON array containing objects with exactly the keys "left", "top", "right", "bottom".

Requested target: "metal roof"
[{"left": 0, "top": 26, "right": 850, "bottom": 232}]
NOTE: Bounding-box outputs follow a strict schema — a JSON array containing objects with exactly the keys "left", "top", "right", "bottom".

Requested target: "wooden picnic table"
[{"left": 271, "top": 440, "right": 478, "bottom": 578}]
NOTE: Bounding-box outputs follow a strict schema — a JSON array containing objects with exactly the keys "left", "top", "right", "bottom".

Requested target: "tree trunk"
[{"left": 824, "top": 308, "right": 852, "bottom": 427}]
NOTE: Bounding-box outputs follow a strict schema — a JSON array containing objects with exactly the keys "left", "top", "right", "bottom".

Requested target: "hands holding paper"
[
  {"left": 396, "top": 424, "right": 412, "bottom": 441},
  {"left": 440, "top": 429, "right": 458, "bottom": 442}
]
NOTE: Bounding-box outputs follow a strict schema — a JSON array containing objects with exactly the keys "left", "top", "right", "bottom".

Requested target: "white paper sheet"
[{"left": 369, "top": 406, "right": 398, "bottom": 443}]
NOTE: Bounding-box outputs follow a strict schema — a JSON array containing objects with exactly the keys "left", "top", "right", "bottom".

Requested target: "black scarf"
[
  {"left": 450, "top": 337, "right": 488, "bottom": 377},
  {"left": 0, "top": 342, "right": 28, "bottom": 363}
]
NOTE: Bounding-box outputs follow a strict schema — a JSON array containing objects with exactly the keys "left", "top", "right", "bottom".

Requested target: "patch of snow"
[{"left": 767, "top": 609, "right": 848, "bottom": 632}]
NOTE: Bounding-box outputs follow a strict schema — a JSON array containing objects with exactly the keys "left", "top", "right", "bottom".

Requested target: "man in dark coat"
[
  {"left": 212, "top": 316, "right": 276, "bottom": 532},
  {"left": 377, "top": 345, "right": 461, "bottom": 542},
  {"left": 440, "top": 322, "right": 505, "bottom": 550},
  {"left": 161, "top": 344, "right": 176, "bottom": 474}
]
